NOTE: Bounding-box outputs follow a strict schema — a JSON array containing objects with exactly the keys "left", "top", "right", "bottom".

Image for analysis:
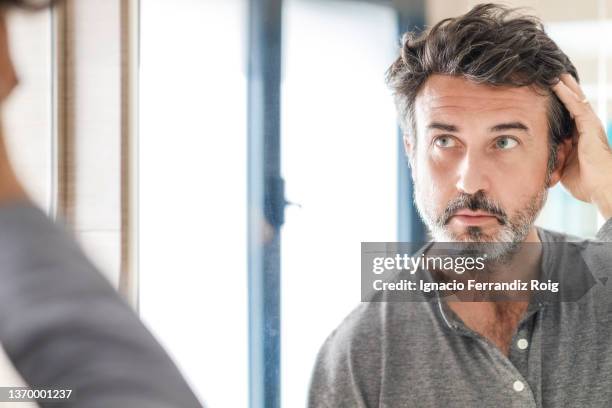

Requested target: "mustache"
[{"left": 439, "top": 191, "right": 508, "bottom": 225}]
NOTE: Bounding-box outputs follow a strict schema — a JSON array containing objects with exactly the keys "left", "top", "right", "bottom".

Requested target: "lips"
[
  {"left": 454, "top": 210, "right": 497, "bottom": 217},
  {"left": 450, "top": 210, "right": 502, "bottom": 226}
]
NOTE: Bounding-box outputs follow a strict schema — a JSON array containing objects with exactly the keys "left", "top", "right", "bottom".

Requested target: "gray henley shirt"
[{"left": 308, "top": 219, "right": 612, "bottom": 408}]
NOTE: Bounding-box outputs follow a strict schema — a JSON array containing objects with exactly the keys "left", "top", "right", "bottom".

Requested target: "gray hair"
[{"left": 386, "top": 3, "right": 578, "bottom": 180}]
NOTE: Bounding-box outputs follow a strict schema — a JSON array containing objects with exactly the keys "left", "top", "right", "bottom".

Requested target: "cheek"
[
  {"left": 416, "top": 145, "right": 454, "bottom": 180},
  {"left": 414, "top": 158, "right": 455, "bottom": 209},
  {"left": 487, "top": 167, "right": 545, "bottom": 217},
  {"left": 489, "top": 150, "right": 549, "bottom": 193},
  {"left": 500, "top": 180, "right": 543, "bottom": 208},
  {"left": 416, "top": 147, "right": 458, "bottom": 190}
]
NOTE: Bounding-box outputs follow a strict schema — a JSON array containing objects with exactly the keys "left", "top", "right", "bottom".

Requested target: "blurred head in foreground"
[{"left": 387, "top": 3, "right": 576, "bottom": 258}]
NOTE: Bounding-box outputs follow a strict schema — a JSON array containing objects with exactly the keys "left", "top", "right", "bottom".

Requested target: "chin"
[
  {"left": 443, "top": 225, "right": 514, "bottom": 242},
  {"left": 432, "top": 225, "right": 525, "bottom": 262}
]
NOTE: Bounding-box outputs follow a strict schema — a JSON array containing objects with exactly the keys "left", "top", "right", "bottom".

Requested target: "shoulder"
[
  {"left": 307, "top": 302, "right": 382, "bottom": 407},
  {"left": 316, "top": 302, "right": 384, "bottom": 365},
  {"left": 308, "top": 300, "right": 403, "bottom": 407},
  {"left": 538, "top": 226, "right": 612, "bottom": 307},
  {"left": 537, "top": 218, "right": 612, "bottom": 243},
  {"left": 308, "top": 297, "right": 440, "bottom": 407},
  {"left": 596, "top": 217, "right": 612, "bottom": 241},
  {"left": 536, "top": 226, "right": 582, "bottom": 243},
  {"left": 313, "top": 297, "right": 435, "bottom": 372},
  {"left": 538, "top": 225, "right": 612, "bottom": 280}
]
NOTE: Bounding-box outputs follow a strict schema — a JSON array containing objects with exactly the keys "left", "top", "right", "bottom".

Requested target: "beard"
[{"left": 414, "top": 183, "right": 548, "bottom": 262}]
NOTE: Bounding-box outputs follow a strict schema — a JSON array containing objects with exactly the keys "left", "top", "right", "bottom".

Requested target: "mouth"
[{"left": 448, "top": 210, "right": 504, "bottom": 226}]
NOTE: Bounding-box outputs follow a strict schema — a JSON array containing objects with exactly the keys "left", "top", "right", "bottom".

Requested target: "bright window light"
[{"left": 139, "top": 1, "right": 248, "bottom": 407}]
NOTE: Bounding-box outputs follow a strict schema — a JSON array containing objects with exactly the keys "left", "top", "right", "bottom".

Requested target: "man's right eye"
[{"left": 433, "top": 135, "right": 457, "bottom": 148}]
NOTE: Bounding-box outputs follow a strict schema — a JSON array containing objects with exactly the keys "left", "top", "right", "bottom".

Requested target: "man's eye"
[
  {"left": 495, "top": 136, "right": 519, "bottom": 150},
  {"left": 434, "top": 136, "right": 457, "bottom": 148}
]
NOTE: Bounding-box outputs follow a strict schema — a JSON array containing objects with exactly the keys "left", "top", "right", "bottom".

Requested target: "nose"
[{"left": 455, "top": 150, "right": 490, "bottom": 195}]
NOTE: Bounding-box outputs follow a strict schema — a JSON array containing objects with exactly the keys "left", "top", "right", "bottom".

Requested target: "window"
[
  {"left": 281, "top": 1, "right": 397, "bottom": 405},
  {"left": 139, "top": 1, "right": 248, "bottom": 406}
]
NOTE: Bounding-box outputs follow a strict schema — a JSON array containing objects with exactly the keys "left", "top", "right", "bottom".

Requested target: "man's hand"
[{"left": 552, "top": 73, "right": 612, "bottom": 219}]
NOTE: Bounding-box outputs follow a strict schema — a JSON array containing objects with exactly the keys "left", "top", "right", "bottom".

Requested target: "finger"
[
  {"left": 559, "top": 73, "right": 587, "bottom": 101},
  {"left": 552, "top": 80, "right": 606, "bottom": 148},
  {"left": 552, "top": 80, "right": 592, "bottom": 121}
]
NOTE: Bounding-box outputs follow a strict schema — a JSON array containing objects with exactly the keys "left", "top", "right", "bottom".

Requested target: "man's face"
[{"left": 409, "top": 75, "right": 555, "bottom": 253}]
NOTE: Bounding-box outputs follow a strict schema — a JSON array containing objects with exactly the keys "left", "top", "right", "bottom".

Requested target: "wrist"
[{"left": 592, "top": 188, "right": 612, "bottom": 220}]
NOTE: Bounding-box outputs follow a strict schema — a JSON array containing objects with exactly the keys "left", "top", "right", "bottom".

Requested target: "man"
[
  {"left": 0, "top": 2, "right": 202, "bottom": 407},
  {"left": 308, "top": 3, "right": 612, "bottom": 407}
]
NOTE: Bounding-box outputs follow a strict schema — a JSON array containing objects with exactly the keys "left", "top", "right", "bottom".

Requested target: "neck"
[
  {"left": 430, "top": 226, "right": 543, "bottom": 301},
  {"left": 482, "top": 227, "right": 542, "bottom": 285},
  {"left": 440, "top": 226, "right": 542, "bottom": 356}
]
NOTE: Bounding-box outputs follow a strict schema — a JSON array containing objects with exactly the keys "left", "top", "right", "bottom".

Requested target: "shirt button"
[
  {"left": 517, "top": 338, "right": 529, "bottom": 350},
  {"left": 513, "top": 380, "right": 525, "bottom": 392}
]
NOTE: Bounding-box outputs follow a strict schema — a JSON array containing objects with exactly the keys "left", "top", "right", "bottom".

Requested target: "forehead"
[{"left": 414, "top": 74, "right": 549, "bottom": 127}]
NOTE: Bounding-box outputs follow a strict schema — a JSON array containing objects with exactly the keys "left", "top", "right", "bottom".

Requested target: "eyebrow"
[
  {"left": 426, "top": 121, "right": 530, "bottom": 133},
  {"left": 426, "top": 122, "right": 458, "bottom": 132},
  {"left": 489, "top": 122, "right": 529, "bottom": 132}
]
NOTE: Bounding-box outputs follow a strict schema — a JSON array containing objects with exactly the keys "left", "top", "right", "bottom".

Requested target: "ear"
[
  {"left": 547, "top": 138, "right": 573, "bottom": 187},
  {"left": 403, "top": 133, "right": 415, "bottom": 167}
]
